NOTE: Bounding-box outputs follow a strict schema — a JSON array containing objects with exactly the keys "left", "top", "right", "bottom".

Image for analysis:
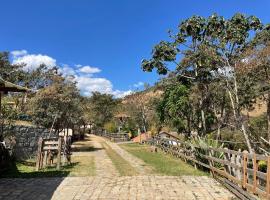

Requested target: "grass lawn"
[
  {"left": 121, "top": 143, "right": 208, "bottom": 176},
  {"left": 1, "top": 155, "right": 95, "bottom": 178},
  {"left": 102, "top": 142, "right": 138, "bottom": 176}
]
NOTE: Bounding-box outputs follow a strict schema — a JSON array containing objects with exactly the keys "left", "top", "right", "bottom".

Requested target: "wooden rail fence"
[
  {"left": 147, "top": 136, "right": 270, "bottom": 199},
  {"left": 96, "top": 132, "right": 129, "bottom": 143}
]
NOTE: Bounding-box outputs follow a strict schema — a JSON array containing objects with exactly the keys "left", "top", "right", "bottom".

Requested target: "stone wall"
[{"left": 3, "top": 125, "right": 56, "bottom": 160}]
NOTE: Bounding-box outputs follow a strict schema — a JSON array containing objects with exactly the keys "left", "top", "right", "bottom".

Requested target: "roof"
[
  {"left": 158, "top": 131, "right": 181, "bottom": 140},
  {"left": 0, "top": 77, "right": 29, "bottom": 93}
]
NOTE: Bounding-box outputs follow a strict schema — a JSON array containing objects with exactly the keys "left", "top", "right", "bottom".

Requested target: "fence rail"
[
  {"left": 146, "top": 136, "right": 270, "bottom": 199},
  {"left": 96, "top": 132, "right": 129, "bottom": 143}
]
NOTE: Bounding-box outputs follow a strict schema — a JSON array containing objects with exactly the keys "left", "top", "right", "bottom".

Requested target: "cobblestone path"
[
  {"left": 0, "top": 134, "right": 235, "bottom": 200},
  {"left": 101, "top": 136, "right": 152, "bottom": 175},
  {"left": 72, "top": 135, "right": 119, "bottom": 178}
]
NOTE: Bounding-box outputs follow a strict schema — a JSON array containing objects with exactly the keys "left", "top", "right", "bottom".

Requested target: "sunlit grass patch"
[
  {"left": 102, "top": 142, "right": 138, "bottom": 176},
  {"left": 121, "top": 143, "right": 208, "bottom": 176},
  {"left": 1, "top": 155, "right": 95, "bottom": 178}
]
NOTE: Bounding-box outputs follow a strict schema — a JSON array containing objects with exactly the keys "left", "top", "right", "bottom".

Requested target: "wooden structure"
[
  {"left": 147, "top": 136, "right": 270, "bottom": 199},
  {"left": 35, "top": 136, "right": 71, "bottom": 171},
  {"left": 157, "top": 131, "right": 182, "bottom": 140},
  {"left": 115, "top": 113, "right": 130, "bottom": 132},
  {"left": 0, "top": 77, "right": 29, "bottom": 141},
  {"left": 96, "top": 131, "right": 129, "bottom": 143}
]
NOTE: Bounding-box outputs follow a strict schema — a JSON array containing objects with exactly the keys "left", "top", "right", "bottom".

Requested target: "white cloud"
[
  {"left": 76, "top": 76, "right": 113, "bottom": 96},
  {"left": 133, "top": 81, "right": 144, "bottom": 88},
  {"left": 59, "top": 65, "right": 76, "bottom": 77},
  {"left": 112, "top": 90, "right": 133, "bottom": 98},
  {"left": 12, "top": 51, "right": 56, "bottom": 71},
  {"left": 78, "top": 65, "right": 101, "bottom": 74},
  {"left": 75, "top": 76, "right": 132, "bottom": 98},
  {"left": 11, "top": 50, "right": 28, "bottom": 57},
  {"left": 11, "top": 50, "right": 133, "bottom": 98}
]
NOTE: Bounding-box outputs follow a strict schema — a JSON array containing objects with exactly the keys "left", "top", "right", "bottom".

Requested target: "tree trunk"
[
  {"left": 241, "top": 122, "right": 253, "bottom": 152},
  {"left": 226, "top": 80, "right": 237, "bottom": 122},
  {"left": 216, "top": 124, "right": 221, "bottom": 141},
  {"left": 213, "top": 105, "right": 221, "bottom": 140},
  {"left": 225, "top": 73, "right": 253, "bottom": 152},
  {"left": 199, "top": 99, "right": 206, "bottom": 134}
]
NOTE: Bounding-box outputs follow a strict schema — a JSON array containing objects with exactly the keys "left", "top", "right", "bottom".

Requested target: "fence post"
[
  {"left": 63, "top": 136, "right": 67, "bottom": 165},
  {"left": 266, "top": 156, "right": 270, "bottom": 198},
  {"left": 252, "top": 153, "right": 257, "bottom": 194},
  {"left": 236, "top": 149, "right": 242, "bottom": 182},
  {"left": 208, "top": 147, "right": 214, "bottom": 177},
  {"left": 43, "top": 150, "right": 48, "bottom": 168},
  {"left": 224, "top": 148, "right": 231, "bottom": 175},
  {"left": 242, "top": 150, "right": 248, "bottom": 189},
  {"left": 35, "top": 137, "right": 43, "bottom": 171},
  {"left": 56, "top": 137, "right": 62, "bottom": 170}
]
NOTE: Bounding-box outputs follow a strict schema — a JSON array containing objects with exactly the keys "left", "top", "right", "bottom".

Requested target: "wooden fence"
[
  {"left": 96, "top": 132, "right": 129, "bottom": 143},
  {"left": 35, "top": 136, "right": 71, "bottom": 171},
  {"left": 147, "top": 136, "right": 270, "bottom": 199}
]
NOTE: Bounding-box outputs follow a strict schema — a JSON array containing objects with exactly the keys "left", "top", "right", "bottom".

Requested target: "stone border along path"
[{"left": 0, "top": 134, "right": 235, "bottom": 200}]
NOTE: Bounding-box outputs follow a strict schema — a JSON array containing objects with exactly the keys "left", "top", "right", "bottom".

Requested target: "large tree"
[
  {"left": 86, "top": 92, "right": 119, "bottom": 128},
  {"left": 142, "top": 13, "right": 263, "bottom": 152},
  {"left": 28, "top": 75, "right": 83, "bottom": 131},
  {"left": 240, "top": 26, "right": 270, "bottom": 141}
]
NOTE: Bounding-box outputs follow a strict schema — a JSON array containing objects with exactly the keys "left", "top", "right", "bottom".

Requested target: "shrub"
[{"left": 104, "top": 122, "right": 118, "bottom": 133}]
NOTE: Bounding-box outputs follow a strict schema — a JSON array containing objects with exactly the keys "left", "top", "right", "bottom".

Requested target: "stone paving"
[
  {"left": 72, "top": 135, "right": 119, "bottom": 178},
  {"left": 0, "top": 134, "right": 235, "bottom": 200}
]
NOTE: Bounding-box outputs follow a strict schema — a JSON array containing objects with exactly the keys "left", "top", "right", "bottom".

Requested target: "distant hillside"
[
  {"left": 122, "top": 86, "right": 163, "bottom": 104},
  {"left": 123, "top": 84, "right": 267, "bottom": 118}
]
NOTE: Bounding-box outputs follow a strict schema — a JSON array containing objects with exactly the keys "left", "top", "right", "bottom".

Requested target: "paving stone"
[{"left": 0, "top": 134, "right": 235, "bottom": 200}]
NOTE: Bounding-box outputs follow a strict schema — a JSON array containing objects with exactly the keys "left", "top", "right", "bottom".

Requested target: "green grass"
[
  {"left": 1, "top": 155, "right": 95, "bottom": 178},
  {"left": 102, "top": 142, "right": 138, "bottom": 176},
  {"left": 121, "top": 143, "right": 208, "bottom": 176}
]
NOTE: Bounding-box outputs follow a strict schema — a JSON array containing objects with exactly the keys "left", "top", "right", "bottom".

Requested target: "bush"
[
  {"left": 104, "top": 122, "right": 118, "bottom": 133},
  {"left": 190, "top": 136, "right": 224, "bottom": 169},
  {"left": 258, "top": 160, "right": 267, "bottom": 173}
]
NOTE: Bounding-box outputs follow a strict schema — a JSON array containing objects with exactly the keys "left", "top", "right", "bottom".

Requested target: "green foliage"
[
  {"left": 86, "top": 92, "right": 118, "bottom": 128},
  {"left": 190, "top": 137, "right": 224, "bottom": 169},
  {"left": 157, "top": 83, "right": 192, "bottom": 134},
  {"left": 258, "top": 160, "right": 267, "bottom": 173},
  {"left": 141, "top": 13, "right": 268, "bottom": 151},
  {"left": 0, "top": 52, "right": 25, "bottom": 83},
  {"left": 28, "top": 75, "right": 83, "bottom": 130},
  {"left": 104, "top": 121, "right": 118, "bottom": 133}
]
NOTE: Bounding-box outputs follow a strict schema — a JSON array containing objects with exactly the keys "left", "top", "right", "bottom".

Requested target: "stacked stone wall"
[{"left": 3, "top": 125, "right": 56, "bottom": 160}]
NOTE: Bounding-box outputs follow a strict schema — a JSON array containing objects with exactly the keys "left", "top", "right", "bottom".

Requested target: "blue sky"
[{"left": 1, "top": 0, "right": 270, "bottom": 97}]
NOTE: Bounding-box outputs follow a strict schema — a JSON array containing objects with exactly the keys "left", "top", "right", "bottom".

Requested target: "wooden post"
[
  {"left": 242, "top": 150, "right": 248, "bottom": 189},
  {"left": 252, "top": 154, "right": 257, "bottom": 194},
  {"left": 63, "top": 136, "right": 68, "bottom": 165},
  {"left": 224, "top": 148, "right": 231, "bottom": 175},
  {"left": 266, "top": 156, "right": 270, "bottom": 198},
  {"left": 236, "top": 149, "right": 242, "bottom": 181},
  {"left": 35, "top": 137, "right": 43, "bottom": 171},
  {"left": 56, "top": 137, "right": 62, "bottom": 170},
  {"left": 208, "top": 147, "right": 215, "bottom": 177},
  {"left": 230, "top": 153, "right": 236, "bottom": 176},
  {"left": 43, "top": 151, "right": 48, "bottom": 168}
]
